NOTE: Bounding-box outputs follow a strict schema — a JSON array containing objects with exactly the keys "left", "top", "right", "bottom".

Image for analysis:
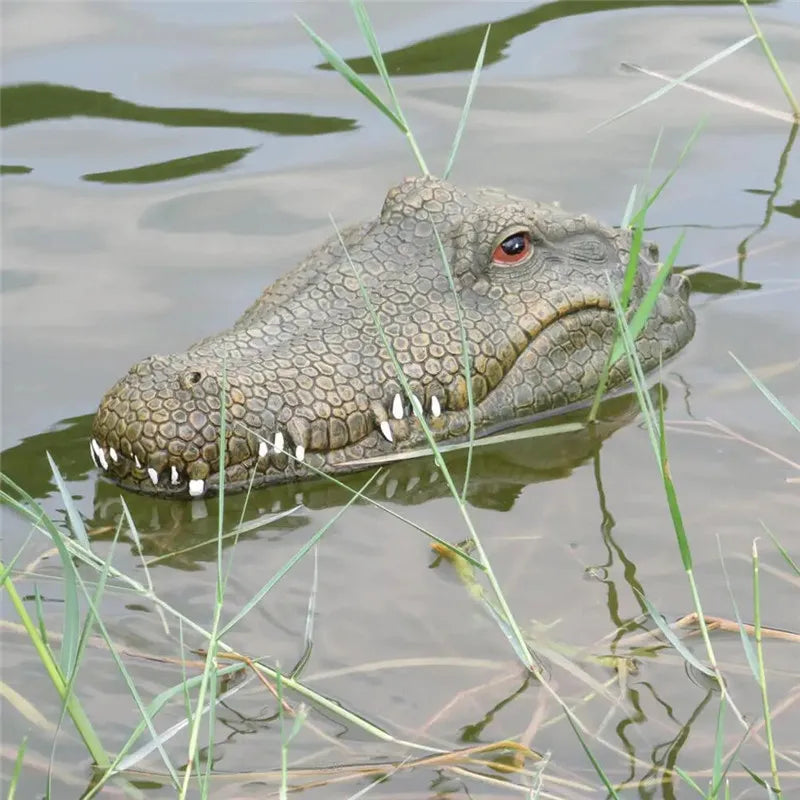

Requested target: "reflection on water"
[
  {"left": 0, "top": 82, "right": 356, "bottom": 136},
  {"left": 323, "top": 0, "right": 768, "bottom": 75},
  {"left": 0, "top": 82, "right": 356, "bottom": 182},
  {"left": 1, "top": 389, "right": 649, "bottom": 569}
]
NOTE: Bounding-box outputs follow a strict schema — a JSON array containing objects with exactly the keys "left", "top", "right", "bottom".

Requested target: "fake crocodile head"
[{"left": 90, "top": 175, "right": 695, "bottom": 497}]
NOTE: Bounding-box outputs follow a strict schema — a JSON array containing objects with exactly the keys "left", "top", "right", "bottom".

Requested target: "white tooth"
[
  {"left": 258, "top": 441, "right": 268, "bottom": 458},
  {"left": 171, "top": 466, "right": 180, "bottom": 485},
  {"left": 295, "top": 445, "right": 305, "bottom": 462},
  {"left": 188, "top": 479, "right": 205, "bottom": 497},
  {"left": 273, "top": 432, "right": 284, "bottom": 453},
  {"left": 109, "top": 447, "right": 118, "bottom": 463},
  {"left": 91, "top": 439, "right": 108, "bottom": 470},
  {"left": 134, "top": 455, "right": 142, "bottom": 469},
  {"left": 431, "top": 395, "right": 442, "bottom": 417},
  {"left": 380, "top": 420, "right": 393, "bottom": 442},
  {"left": 147, "top": 467, "right": 159, "bottom": 485},
  {"left": 406, "top": 476, "right": 420, "bottom": 492},
  {"left": 392, "top": 392, "right": 404, "bottom": 420},
  {"left": 89, "top": 443, "right": 99, "bottom": 468}
]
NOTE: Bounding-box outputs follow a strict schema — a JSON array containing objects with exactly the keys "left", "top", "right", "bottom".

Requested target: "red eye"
[{"left": 492, "top": 231, "right": 532, "bottom": 265}]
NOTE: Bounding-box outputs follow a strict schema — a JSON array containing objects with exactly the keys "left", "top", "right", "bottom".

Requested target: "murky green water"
[{"left": 2, "top": 2, "right": 799, "bottom": 797}]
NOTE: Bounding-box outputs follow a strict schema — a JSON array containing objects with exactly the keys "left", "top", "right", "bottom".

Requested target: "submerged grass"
[{"left": 2, "top": 0, "right": 798, "bottom": 797}]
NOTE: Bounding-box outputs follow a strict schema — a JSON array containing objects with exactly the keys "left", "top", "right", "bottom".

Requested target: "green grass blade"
[
  {"left": 443, "top": 25, "right": 490, "bottom": 180},
  {"left": 0, "top": 529, "right": 34, "bottom": 584},
  {"left": 751, "top": 538, "right": 781, "bottom": 793},
  {"left": 610, "top": 283, "right": 748, "bottom": 726},
  {"left": 587, "top": 124, "right": 679, "bottom": 422},
  {"left": 349, "top": 0, "right": 428, "bottom": 173},
  {"left": 108, "top": 663, "right": 246, "bottom": 777},
  {"left": 729, "top": 352, "right": 800, "bottom": 432},
  {"left": 716, "top": 536, "right": 760, "bottom": 679},
  {"left": 49, "top": 517, "right": 123, "bottom": 785},
  {"left": 741, "top": 0, "right": 799, "bottom": 116},
  {"left": 675, "top": 765, "right": 705, "bottom": 795},
  {"left": 708, "top": 722, "right": 753, "bottom": 799},
  {"left": 295, "top": 16, "right": 404, "bottom": 134},
  {"left": 32, "top": 586, "right": 49, "bottom": 648},
  {"left": 7, "top": 735, "right": 27, "bottom": 800},
  {"left": 1, "top": 557, "right": 109, "bottom": 767},
  {"left": 240, "top": 426, "right": 486, "bottom": 568},
  {"left": 349, "top": 1, "right": 399, "bottom": 113},
  {"left": 620, "top": 221, "right": 645, "bottom": 308},
  {"left": 740, "top": 763, "right": 780, "bottom": 798},
  {"left": 331, "top": 214, "right": 539, "bottom": 673},
  {"left": 219, "top": 469, "right": 380, "bottom": 636},
  {"left": 291, "top": 548, "right": 319, "bottom": 679},
  {"left": 658, "top": 394, "right": 692, "bottom": 572},
  {"left": 629, "top": 122, "right": 705, "bottom": 229},
  {"left": 563, "top": 708, "right": 620, "bottom": 799},
  {"left": 761, "top": 522, "right": 800, "bottom": 577},
  {"left": 609, "top": 234, "right": 685, "bottom": 366},
  {"left": 46, "top": 453, "right": 91, "bottom": 550},
  {"left": 603, "top": 278, "right": 661, "bottom": 458},
  {"left": 41, "top": 463, "right": 82, "bottom": 681},
  {"left": 639, "top": 594, "right": 714, "bottom": 677},
  {"left": 146, "top": 505, "right": 301, "bottom": 567},
  {"left": 432, "top": 226, "right": 475, "bottom": 500},
  {"left": 710, "top": 695, "right": 727, "bottom": 796},
  {"left": 588, "top": 36, "right": 756, "bottom": 133},
  {"left": 620, "top": 184, "right": 639, "bottom": 229},
  {"left": 340, "top": 419, "right": 585, "bottom": 468}
]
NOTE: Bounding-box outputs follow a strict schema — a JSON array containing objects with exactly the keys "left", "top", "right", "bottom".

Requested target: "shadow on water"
[
  {"left": 2, "top": 389, "right": 657, "bottom": 568},
  {"left": 320, "top": 0, "right": 771, "bottom": 76}
]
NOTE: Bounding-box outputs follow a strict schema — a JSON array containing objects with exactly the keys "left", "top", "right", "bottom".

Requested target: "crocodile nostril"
[{"left": 180, "top": 370, "right": 205, "bottom": 389}]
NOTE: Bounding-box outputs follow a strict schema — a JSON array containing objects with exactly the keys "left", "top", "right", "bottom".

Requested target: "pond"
[{"left": 2, "top": 1, "right": 799, "bottom": 797}]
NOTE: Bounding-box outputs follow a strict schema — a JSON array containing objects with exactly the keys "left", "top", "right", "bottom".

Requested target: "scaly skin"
[{"left": 91, "top": 176, "right": 695, "bottom": 497}]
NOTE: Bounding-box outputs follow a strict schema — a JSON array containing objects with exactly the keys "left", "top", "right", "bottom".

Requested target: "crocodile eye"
[{"left": 492, "top": 231, "right": 532, "bottom": 266}]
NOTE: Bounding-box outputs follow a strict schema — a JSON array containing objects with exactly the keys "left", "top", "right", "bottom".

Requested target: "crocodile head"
[{"left": 91, "top": 175, "right": 695, "bottom": 497}]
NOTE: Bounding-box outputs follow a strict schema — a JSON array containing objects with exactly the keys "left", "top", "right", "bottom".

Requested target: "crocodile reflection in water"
[{"left": 1, "top": 388, "right": 659, "bottom": 568}]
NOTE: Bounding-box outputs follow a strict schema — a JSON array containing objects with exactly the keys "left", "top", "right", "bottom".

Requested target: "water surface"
[{"left": 2, "top": 2, "right": 799, "bottom": 797}]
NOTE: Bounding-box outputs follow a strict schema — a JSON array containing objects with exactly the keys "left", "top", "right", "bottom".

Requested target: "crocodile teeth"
[
  {"left": 431, "top": 396, "right": 442, "bottom": 417},
  {"left": 391, "top": 393, "right": 404, "bottom": 420},
  {"left": 171, "top": 466, "right": 180, "bottom": 485},
  {"left": 273, "top": 431, "right": 284, "bottom": 453},
  {"left": 188, "top": 479, "right": 205, "bottom": 497},
  {"left": 134, "top": 455, "right": 142, "bottom": 469},
  {"left": 147, "top": 467, "right": 159, "bottom": 486},
  {"left": 295, "top": 445, "right": 305, "bottom": 462},
  {"left": 258, "top": 441, "right": 268, "bottom": 458},
  {"left": 91, "top": 439, "right": 108, "bottom": 470},
  {"left": 89, "top": 443, "right": 100, "bottom": 468},
  {"left": 109, "top": 447, "right": 118, "bottom": 463},
  {"left": 380, "top": 420, "right": 393, "bottom": 442}
]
